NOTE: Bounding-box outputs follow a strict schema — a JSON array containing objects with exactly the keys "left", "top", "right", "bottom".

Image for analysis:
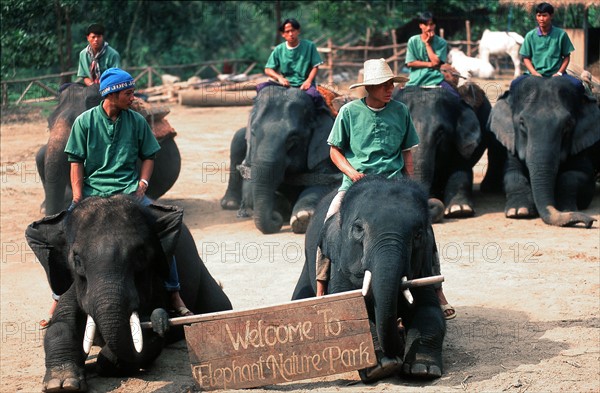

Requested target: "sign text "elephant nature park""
[{"left": 184, "top": 290, "right": 376, "bottom": 390}]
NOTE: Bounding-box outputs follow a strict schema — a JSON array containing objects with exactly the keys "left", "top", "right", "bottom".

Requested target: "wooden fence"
[
  {"left": 1, "top": 59, "right": 255, "bottom": 107},
  {"left": 2, "top": 32, "right": 479, "bottom": 106}
]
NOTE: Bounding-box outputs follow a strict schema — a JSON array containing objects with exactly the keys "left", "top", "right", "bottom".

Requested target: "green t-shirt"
[
  {"left": 405, "top": 34, "right": 447, "bottom": 86},
  {"left": 265, "top": 39, "right": 323, "bottom": 87},
  {"left": 327, "top": 98, "right": 420, "bottom": 191},
  {"left": 65, "top": 103, "right": 160, "bottom": 197},
  {"left": 520, "top": 26, "right": 574, "bottom": 77},
  {"left": 77, "top": 44, "right": 121, "bottom": 79}
]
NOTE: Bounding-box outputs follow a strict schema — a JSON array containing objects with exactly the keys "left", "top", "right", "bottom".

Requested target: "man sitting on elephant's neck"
[
  {"left": 257, "top": 18, "right": 325, "bottom": 108},
  {"left": 404, "top": 12, "right": 459, "bottom": 99},
  {"left": 510, "top": 2, "right": 584, "bottom": 95},
  {"left": 77, "top": 23, "right": 121, "bottom": 87},
  {"left": 60, "top": 68, "right": 192, "bottom": 319}
]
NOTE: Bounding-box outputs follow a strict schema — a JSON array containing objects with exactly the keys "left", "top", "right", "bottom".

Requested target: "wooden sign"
[{"left": 184, "top": 290, "right": 376, "bottom": 390}]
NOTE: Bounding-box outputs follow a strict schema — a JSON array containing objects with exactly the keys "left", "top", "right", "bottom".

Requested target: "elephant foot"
[
  {"left": 43, "top": 363, "right": 87, "bottom": 392},
  {"left": 220, "top": 195, "right": 240, "bottom": 210},
  {"left": 506, "top": 206, "right": 536, "bottom": 218},
  {"left": 290, "top": 210, "right": 312, "bottom": 234},
  {"left": 358, "top": 355, "right": 402, "bottom": 384},
  {"left": 444, "top": 203, "right": 474, "bottom": 218},
  {"left": 401, "top": 361, "right": 442, "bottom": 379}
]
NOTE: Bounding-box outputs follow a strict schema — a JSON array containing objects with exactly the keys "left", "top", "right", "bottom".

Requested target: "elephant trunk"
[
  {"left": 91, "top": 287, "right": 141, "bottom": 362},
  {"left": 44, "top": 125, "right": 71, "bottom": 215},
  {"left": 528, "top": 137, "right": 594, "bottom": 227},
  {"left": 370, "top": 243, "right": 406, "bottom": 358},
  {"left": 252, "top": 162, "right": 284, "bottom": 234}
]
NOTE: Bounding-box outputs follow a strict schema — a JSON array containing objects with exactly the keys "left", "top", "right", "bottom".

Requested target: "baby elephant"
[
  {"left": 292, "top": 176, "right": 445, "bottom": 383},
  {"left": 26, "top": 195, "right": 232, "bottom": 392}
]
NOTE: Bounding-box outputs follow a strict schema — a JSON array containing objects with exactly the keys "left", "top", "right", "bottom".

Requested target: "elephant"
[
  {"left": 36, "top": 83, "right": 181, "bottom": 215},
  {"left": 489, "top": 76, "right": 600, "bottom": 227},
  {"left": 25, "top": 195, "right": 232, "bottom": 392},
  {"left": 392, "top": 84, "right": 505, "bottom": 222},
  {"left": 220, "top": 85, "right": 340, "bottom": 234},
  {"left": 292, "top": 176, "right": 445, "bottom": 383}
]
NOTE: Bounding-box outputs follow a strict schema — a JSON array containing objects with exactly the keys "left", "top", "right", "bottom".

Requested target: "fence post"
[
  {"left": 391, "top": 29, "right": 398, "bottom": 74},
  {"left": 466, "top": 20, "right": 471, "bottom": 56},
  {"left": 328, "top": 38, "right": 333, "bottom": 85}
]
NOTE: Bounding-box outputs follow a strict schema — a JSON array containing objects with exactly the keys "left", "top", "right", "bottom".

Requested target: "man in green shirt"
[
  {"left": 510, "top": 2, "right": 583, "bottom": 93},
  {"left": 259, "top": 18, "right": 324, "bottom": 106},
  {"left": 65, "top": 68, "right": 192, "bottom": 317},
  {"left": 77, "top": 23, "right": 121, "bottom": 86},
  {"left": 315, "top": 58, "right": 418, "bottom": 295},
  {"left": 405, "top": 12, "right": 456, "bottom": 93}
]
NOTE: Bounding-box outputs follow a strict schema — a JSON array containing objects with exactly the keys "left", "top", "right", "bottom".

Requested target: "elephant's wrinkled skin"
[
  {"left": 26, "top": 195, "right": 232, "bottom": 392},
  {"left": 292, "top": 177, "right": 445, "bottom": 383},
  {"left": 36, "top": 84, "right": 181, "bottom": 215},
  {"left": 220, "top": 85, "right": 340, "bottom": 234},
  {"left": 393, "top": 85, "right": 505, "bottom": 222},
  {"left": 489, "top": 76, "right": 599, "bottom": 227}
]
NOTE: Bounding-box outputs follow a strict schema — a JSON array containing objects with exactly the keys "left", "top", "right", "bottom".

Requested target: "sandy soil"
[{"left": 1, "top": 78, "right": 599, "bottom": 392}]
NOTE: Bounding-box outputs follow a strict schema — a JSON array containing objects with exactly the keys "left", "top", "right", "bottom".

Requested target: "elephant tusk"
[
  {"left": 401, "top": 276, "right": 414, "bottom": 304},
  {"left": 83, "top": 315, "right": 96, "bottom": 354},
  {"left": 361, "top": 270, "right": 372, "bottom": 297},
  {"left": 130, "top": 312, "right": 143, "bottom": 353}
]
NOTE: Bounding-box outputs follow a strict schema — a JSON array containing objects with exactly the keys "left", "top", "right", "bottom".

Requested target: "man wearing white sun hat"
[{"left": 315, "top": 58, "right": 419, "bottom": 296}]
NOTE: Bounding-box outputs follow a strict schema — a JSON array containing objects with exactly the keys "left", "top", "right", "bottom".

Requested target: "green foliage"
[{"left": 1, "top": 0, "right": 597, "bottom": 81}]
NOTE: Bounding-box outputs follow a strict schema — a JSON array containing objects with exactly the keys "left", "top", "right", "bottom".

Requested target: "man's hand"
[
  {"left": 278, "top": 76, "right": 291, "bottom": 87},
  {"left": 300, "top": 81, "right": 311, "bottom": 90},
  {"left": 135, "top": 180, "right": 148, "bottom": 199}
]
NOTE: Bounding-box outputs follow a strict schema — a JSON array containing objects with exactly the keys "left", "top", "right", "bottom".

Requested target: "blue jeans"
[{"left": 139, "top": 196, "right": 181, "bottom": 292}]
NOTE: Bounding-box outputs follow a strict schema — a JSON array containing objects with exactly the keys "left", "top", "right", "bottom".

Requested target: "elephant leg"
[
  {"left": 221, "top": 128, "right": 247, "bottom": 210},
  {"left": 43, "top": 289, "right": 88, "bottom": 392},
  {"left": 480, "top": 136, "right": 506, "bottom": 194},
  {"left": 290, "top": 185, "right": 331, "bottom": 234},
  {"left": 401, "top": 288, "right": 445, "bottom": 380},
  {"left": 36, "top": 145, "right": 47, "bottom": 213},
  {"left": 443, "top": 169, "right": 475, "bottom": 218},
  {"left": 504, "top": 155, "right": 536, "bottom": 218}
]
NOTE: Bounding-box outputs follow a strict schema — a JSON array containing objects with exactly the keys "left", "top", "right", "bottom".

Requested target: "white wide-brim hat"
[{"left": 349, "top": 58, "right": 409, "bottom": 89}]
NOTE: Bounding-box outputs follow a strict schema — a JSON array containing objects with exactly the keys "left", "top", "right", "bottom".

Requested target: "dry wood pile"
[{"left": 138, "top": 73, "right": 270, "bottom": 107}]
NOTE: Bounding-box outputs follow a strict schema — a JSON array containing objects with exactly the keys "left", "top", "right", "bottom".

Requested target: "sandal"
[
  {"left": 441, "top": 304, "right": 456, "bottom": 320},
  {"left": 171, "top": 307, "right": 193, "bottom": 317}
]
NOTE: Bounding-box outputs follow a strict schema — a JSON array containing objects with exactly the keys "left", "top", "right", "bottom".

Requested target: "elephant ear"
[
  {"left": 307, "top": 111, "right": 334, "bottom": 170},
  {"left": 146, "top": 203, "right": 184, "bottom": 257},
  {"left": 410, "top": 225, "right": 438, "bottom": 279},
  {"left": 571, "top": 100, "right": 600, "bottom": 155},
  {"left": 455, "top": 101, "right": 482, "bottom": 159},
  {"left": 25, "top": 211, "right": 72, "bottom": 296},
  {"left": 488, "top": 93, "right": 516, "bottom": 154}
]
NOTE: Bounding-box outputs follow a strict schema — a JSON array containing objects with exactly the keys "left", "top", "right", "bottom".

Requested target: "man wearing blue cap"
[{"left": 63, "top": 68, "right": 192, "bottom": 317}]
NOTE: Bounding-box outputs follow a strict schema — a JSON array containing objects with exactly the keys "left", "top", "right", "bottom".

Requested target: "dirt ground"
[{"left": 1, "top": 76, "right": 599, "bottom": 393}]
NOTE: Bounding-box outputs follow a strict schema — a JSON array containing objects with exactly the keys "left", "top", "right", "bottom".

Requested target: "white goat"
[
  {"left": 478, "top": 29, "right": 524, "bottom": 78},
  {"left": 447, "top": 48, "right": 495, "bottom": 85}
]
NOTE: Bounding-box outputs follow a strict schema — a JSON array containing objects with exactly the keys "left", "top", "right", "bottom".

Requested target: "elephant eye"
[
  {"left": 351, "top": 220, "right": 364, "bottom": 240},
  {"left": 414, "top": 229, "right": 424, "bottom": 244}
]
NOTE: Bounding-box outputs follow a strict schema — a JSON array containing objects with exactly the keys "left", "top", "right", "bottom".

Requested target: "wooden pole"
[
  {"left": 391, "top": 29, "right": 398, "bottom": 74},
  {"left": 328, "top": 38, "right": 334, "bottom": 85},
  {"left": 364, "top": 27, "right": 370, "bottom": 63},
  {"left": 466, "top": 20, "right": 472, "bottom": 56},
  {"left": 439, "top": 28, "right": 445, "bottom": 39}
]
